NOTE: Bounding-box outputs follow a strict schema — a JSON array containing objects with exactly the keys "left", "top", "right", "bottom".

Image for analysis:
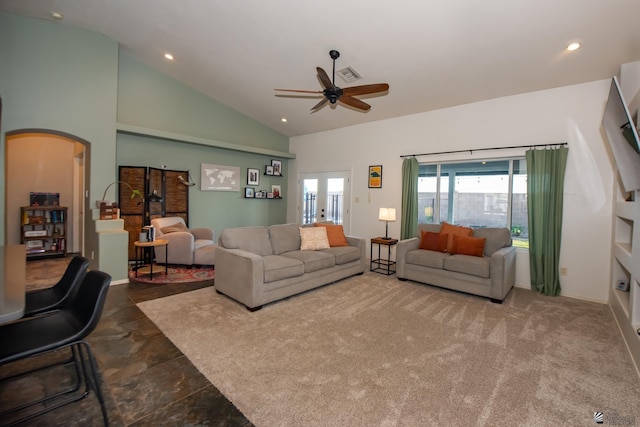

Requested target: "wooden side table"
[
  {"left": 134, "top": 239, "right": 169, "bottom": 279},
  {"left": 370, "top": 237, "right": 398, "bottom": 275}
]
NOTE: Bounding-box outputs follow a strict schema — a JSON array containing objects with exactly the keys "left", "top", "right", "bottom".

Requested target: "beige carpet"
[{"left": 138, "top": 273, "right": 640, "bottom": 426}]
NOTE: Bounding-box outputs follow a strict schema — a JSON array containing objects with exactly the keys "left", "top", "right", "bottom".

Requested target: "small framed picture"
[
  {"left": 271, "top": 159, "right": 282, "bottom": 176},
  {"left": 265, "top": 165, "right": 274, "bottom": 175},
  {"left": 271, "top": 185, "right": 282, "bottom": 198},
  {"left": 255, "top": 191, "right": 265, "bottom": 199},
  {"left": 247, "top": 168, "right": 260, "bottom": 186},
  {"left": 368, "top": 165, "right": 383, "bottom": 188},
  {"left": 267, "top": 192, "right": 274, "bottom": 199},
  {"left": 244, "top": 187, "right": 255, "bottom": 198}
]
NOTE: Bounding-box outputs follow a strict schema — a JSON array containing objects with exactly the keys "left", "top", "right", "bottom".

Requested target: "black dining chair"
[
  {"left": 0, "top": 269, "right": 111, "bottom": 426},
  {"left": 24, "top": 255, "right": 90, "bottom": 317}
]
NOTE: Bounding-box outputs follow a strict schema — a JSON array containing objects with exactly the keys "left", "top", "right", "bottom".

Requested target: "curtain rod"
[{"left": 399, "top": 142, "right": 568, "bottom": 158}]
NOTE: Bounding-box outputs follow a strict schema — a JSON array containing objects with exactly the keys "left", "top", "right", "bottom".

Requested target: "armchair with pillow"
[{"left": 150, "top": 217, "right": 217, "bottom": 266}]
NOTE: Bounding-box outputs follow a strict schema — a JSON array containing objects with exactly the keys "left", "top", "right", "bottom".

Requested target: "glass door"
[{"left": 299, "top": 171, "right": 350, "bottom": 232}]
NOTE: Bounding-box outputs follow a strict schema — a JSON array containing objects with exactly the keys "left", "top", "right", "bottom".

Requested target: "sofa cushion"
[
  {"left": 321, "top": 246, "right": 361, "bottom": 265},
  {"left": 219, "top": 226, "right": 273, "bottom": 256},
  {"left": 281, "top": 250, "right": 335, "bottom": 273},
  {"left": 406, "top": 249, "right": 449, "bottom": 269},
  {"left": 263, "top": 255, "right": 305, "bottom": 283},
  {"left": 450, "top": 235, "right": 486, "bottom": 257},
  {"left": 269, "top": 223, "right": 301, "bottom": 255},
  {"left": 419, "top": 231, "right": 447, "bottom": 252},
  {"left": 440, "top": 222, "right": 473, "bottom": 253},
  {"left": 314, "top": 223, "right": 349, "bottom": 247},
  {"left": 300, "top": 227, "right": 330, "bottom": 250},
  {"left": 444, "top": 254, "right": 490, "bottom": 278},
  {"left": 471, "top": 228, "right": 512, "bottom": 256}
]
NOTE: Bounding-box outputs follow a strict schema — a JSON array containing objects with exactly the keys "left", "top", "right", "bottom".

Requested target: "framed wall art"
[
  {"left": 271, "top": 159, "right": 283, "bottom": 176},
  {"left": 368, "top": 165, "right": 383, "bottom": 188},
  {"left": 271, "top": 185, "right": 282, "bottom": 198},
  {"left": 247, "top": 168, "right": 260, "bottom": 186},
  {"left": 244, "top": 187, "right": 255, "bottom": 198},
  {"left": 201, "top": 163, "right": 240, "bottom": 192}
]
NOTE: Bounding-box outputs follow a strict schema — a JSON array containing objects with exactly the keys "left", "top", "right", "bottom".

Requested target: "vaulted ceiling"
[{"left": 2, "top": 0, "right": 639, "bottom": 137}]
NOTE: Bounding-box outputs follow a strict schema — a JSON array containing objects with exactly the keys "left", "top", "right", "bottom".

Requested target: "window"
[{"left": 418, "top": 158, "right": 528, "bottom": 248}]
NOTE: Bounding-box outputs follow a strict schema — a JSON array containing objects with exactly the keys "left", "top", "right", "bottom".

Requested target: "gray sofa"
[
  {"left": 396, "top": 224, "right": 516, "bottom": 303},
  {"left": 215, "top": 223, "right": 366, "bottom": 311}
]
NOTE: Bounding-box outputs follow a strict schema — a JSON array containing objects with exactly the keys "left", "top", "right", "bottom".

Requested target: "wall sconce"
[{"left": 378, "top": 208, "right": 396, "bottom": 239}]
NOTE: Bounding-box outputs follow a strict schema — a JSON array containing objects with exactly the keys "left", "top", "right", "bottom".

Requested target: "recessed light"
[
  {"left": 50, "top": 12, "right": 63, "bottom": 20},
  {"left": 281, "top": 118, "right": 288, "bottom": 123},
  {"left": 164, "top": 53, "right": 174, "bottom": 61},
  {"left": 566, "top": 41, "right": 581, "bottom": 51}
]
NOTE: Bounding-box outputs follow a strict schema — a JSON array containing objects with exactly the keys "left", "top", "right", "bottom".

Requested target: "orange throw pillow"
[
  {"left": 314, "top": 223, "right": 349, "bottom": 247},
  {"left": 419, "top": 231, "right": 447, "bottom": 252},
  {"left": 450, "top": 235, "right": 486, "bottom": 257},
  {"left": 440, "top": 222, "right": 473, "bottom": 253}
]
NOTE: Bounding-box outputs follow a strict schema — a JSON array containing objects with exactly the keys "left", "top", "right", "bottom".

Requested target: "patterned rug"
[{"left": 128, "top": 266, "right": 214, "bottom": 284}]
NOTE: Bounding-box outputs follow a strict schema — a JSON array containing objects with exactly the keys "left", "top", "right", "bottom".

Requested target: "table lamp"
[{"left": 379, "top": 208, "right": 396, "bottom": 239}]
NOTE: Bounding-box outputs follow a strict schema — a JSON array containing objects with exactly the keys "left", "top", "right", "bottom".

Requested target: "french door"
[{"left": 299, "top": 171, "right": 351, "bottom": 232}]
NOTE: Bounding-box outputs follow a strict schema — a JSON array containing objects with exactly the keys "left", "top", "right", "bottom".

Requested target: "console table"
[{"left": 370, "top": 237, "right": 398, "bottom": 275}]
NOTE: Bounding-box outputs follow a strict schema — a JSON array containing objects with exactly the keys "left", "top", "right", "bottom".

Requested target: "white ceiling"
[{"left": 2, "top": 0, "right": 640, "bottom": 137}]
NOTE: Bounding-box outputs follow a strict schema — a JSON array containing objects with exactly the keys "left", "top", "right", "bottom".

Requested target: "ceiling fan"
[{"left": 275, "top": 50, "right": 389, "bottom": 112}]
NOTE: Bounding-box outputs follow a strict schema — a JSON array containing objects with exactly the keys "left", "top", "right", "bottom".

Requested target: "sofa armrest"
[
  {"left": 215, "top": 247, "right": 265, "bottom": 309},
  {"left": 156, "top": 231, "right": 195, "bottom": 265},
  {"left": 346, "top": 236, "right": 367, "bottom": 271},
  {"left": 192, "top": 227, "right": 214, "bottom": 241},
  {"left": 396, "top": 237, "right": 419, "bottom": 278},
  {"left": 489, "top": 246, "right": 516, "bottom": 301}
]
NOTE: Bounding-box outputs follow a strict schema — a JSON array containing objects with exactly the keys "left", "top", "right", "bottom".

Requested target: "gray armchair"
[{"left": 151, "top": 217, "right": 217, "bottom": 266}]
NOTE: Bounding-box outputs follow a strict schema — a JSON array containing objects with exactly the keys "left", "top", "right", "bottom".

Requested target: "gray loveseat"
[
  {"left": 215, "top": 223, "right": 366, "bottom": 311},
  {"left": 396, "top": 224, "right": 516, "bottom": 303}
]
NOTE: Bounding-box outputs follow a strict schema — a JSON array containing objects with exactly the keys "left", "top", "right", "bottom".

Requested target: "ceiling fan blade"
[
  {"left": 339, "top": 96, "right": 371, "bottom": 111},
  {"left": 342, "top": 83, "right": 390, "bottom": 97},
  {"left": 316, "top": 67, "right": 335, "bottom": 90},
  {"left": 275, "top": 88, "right": 323, "bottom": 94},
  {"left": 310, "top": 98, "right": 329, "bottom": 111}
]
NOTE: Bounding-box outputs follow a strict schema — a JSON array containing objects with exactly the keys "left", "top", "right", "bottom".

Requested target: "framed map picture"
[
  {"left": 201, "top": 163, "right": 240, "bottom": 191},
  {"left": 368, "top": 165, "right": 382, "bottom": 188}
]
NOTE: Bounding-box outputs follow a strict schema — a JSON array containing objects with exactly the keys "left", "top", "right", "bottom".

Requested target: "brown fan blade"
[
  {"left": 316, "top": 67, "right": 335, "bottom": 90},
  {"left": 310, "top": 98, "right": 329, "bottom": 111},
  {"left": 342, "top": 83, "right": 389, "bottom": 97},
  {"left": 275, "top": 89, "right": 323, "bottom": 94},
  {"left": 339, "top": 95, "right": 371, "bottom": 111}
]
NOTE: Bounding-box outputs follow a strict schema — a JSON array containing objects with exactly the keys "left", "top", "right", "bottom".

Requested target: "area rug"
[
  {"left": 128, "top": 266, "right": 214, "bottom": 284},
  {"left": 138, "top": 273, "right": 640, "bottom": 426}
]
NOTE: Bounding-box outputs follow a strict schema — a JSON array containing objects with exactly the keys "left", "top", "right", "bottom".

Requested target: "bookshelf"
[{"left": 20, "top": 206, "right": 68, "bottom": 259}]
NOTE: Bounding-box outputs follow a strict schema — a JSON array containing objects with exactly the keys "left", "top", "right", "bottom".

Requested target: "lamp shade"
[{"left": 379, "top": 208, "right": 396, "bottom": 222}]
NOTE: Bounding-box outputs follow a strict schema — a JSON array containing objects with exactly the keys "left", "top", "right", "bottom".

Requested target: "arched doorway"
[{"left": 5, "top": 130, "right": 90, "bottom": 256}]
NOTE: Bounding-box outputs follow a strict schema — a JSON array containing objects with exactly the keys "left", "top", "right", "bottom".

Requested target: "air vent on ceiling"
[{"left": 337, "top": 66, "right": 362, "bottom": 83}]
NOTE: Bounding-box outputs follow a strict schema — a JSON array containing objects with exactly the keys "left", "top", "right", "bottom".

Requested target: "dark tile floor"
[{"left": 0, "top": 261, "right": 253, "bottom": 426}]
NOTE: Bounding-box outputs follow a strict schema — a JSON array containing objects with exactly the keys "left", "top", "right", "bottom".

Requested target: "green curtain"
[
  {"left": 401, "top": 157, "right": 419, "bottom": 240},
  {"left": 526, "top": 147, "right": 568, "bottom": 296}
]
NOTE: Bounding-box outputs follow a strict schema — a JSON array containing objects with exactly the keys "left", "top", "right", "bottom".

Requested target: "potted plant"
[{"left": 96, "top": 181, "right": 143, "bottom": 208}]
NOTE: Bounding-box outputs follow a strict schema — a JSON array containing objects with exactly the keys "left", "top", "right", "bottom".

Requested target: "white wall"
[{"left": 288, "top": 79, "right": 615, "bottom": 303}]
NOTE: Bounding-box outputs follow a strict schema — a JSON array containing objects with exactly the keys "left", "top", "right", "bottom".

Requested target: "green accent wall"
[
  {"left": 117, "top": 52, "right": 288, "bottom": 152},
  {"left": 1, "top": 12, "right": 290, "bottom": 269},
  {"left": 0, "top": 12, "right": 118, "bottom": 257},
  {"left": 117, "top": 134, "right": 287, "bottom": 232}
]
